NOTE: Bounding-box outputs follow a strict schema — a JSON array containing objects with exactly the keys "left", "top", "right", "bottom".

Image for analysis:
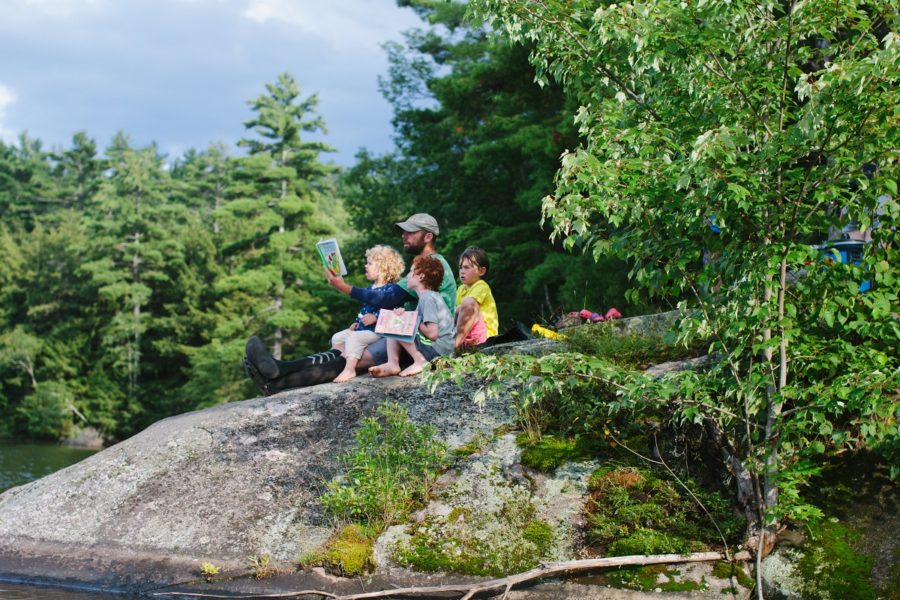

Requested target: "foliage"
[
  {"left": 428, "top": 350, "right": 648, "bottom": 441},
  {"left": 562, "top": 322, "right": 700, "bottom": 369},
  {"left": 0, "top": 73, "right": 348, "bottom": 442},
  {"left": 467, "top": 0, "right": 900, "bottom": 534},
  {"left": 320, "top": 402, "right": 448, "bottom": 530},
  {"left": 586, "top": 466, "right": 745, "bottom": 556},
  {"left": 15, "top": 382, "right": 75, "bottom": 440},
  {"left": 342, "top": 0, "right": 643, "bottom": 327},
  {"left": 248, "top": 553, "right": 271, "bottom": 580}
]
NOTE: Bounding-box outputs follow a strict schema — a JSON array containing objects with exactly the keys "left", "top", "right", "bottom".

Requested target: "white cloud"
[
  {"left": 241, "top": 0, "right": 403, "bottom": 50},
  {"left": 0, "top": 84, "right": 17, "bottom": 143}
]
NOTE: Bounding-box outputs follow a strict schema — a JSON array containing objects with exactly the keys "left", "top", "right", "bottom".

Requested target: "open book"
[
  {"left": 316, "top": 238, "right": 347, "bottom": 277},
  {"left": 375, "top": 309, "right": 421, "bottom": 343}
]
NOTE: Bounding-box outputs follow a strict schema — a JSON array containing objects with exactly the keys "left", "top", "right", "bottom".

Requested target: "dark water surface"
[
  {"left": 0, "top": 441, "right": 97, "bottom": 494},
  {"left": 0, "top": 583, "right": 143, "bottom": 600}
]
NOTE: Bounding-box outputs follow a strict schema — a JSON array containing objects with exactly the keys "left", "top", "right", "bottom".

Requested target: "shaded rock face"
[{"left": 0, "top": 374, "right": 511, "bottom": 591}]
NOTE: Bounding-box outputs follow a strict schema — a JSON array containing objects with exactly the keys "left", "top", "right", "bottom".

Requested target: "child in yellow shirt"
[{"left": 454, "top": 247, "right": 498, "bottom": 349}]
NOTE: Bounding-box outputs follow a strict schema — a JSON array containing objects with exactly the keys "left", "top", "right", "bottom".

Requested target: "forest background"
[{"left": 0, "top": 1, "right": 645, "bottom": 442}]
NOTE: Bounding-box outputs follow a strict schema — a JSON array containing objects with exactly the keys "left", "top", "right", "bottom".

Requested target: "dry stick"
[{"left": 154, "top": 551, "right": 753, "bottom": 600}]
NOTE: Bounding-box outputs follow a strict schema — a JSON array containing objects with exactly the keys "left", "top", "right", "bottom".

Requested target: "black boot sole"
[
  {"left": 246, "top": 335, "right": 280, "bottom": 379},
  {"left": 243, "top": 356, "right": 271, "bottom": 397}
]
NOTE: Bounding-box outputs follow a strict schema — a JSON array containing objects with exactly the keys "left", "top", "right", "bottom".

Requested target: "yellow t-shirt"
[{"left": 455, "top": 280, "right": 499, "bottom": 338}]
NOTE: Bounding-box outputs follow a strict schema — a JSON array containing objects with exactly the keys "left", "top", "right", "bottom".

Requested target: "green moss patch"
[
  {"left": 712, "top": 561, "right": 754, "bottom": 589},
  {"left": 453, "top": 431, "right": 491, "bottom": 458},
  {"left": 516, "top": 433, "right": 602, "bottom": 471},
  {"left": 301, "top": 524, "right": 377, "bottom": 577},
  {"left": 605, "top": 565, "right": 706, "bottom": 592},
  {"left": 793, "top": 518, "right": 877, "bottom": 600},
  {"left": 392, "top": 484, "right": 557, "bottom": 577},
  {"left": 585, "top": 466, "right": 744, "bottom": 556}
]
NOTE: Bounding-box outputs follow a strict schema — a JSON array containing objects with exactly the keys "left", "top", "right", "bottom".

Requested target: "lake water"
[
  {"left": 0, "top": 442, "right": 137, "bottom": 600},
  {"left": 0, "top": 441, "right": 97, "bottom": 494}
]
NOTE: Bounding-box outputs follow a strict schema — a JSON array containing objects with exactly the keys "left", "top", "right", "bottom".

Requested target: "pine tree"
[
  {"left": 219, "top": 73, "right": 339, "bottom": 360},
  {"left": 51, "top": 131, "right": 104, "bottom": 213},
  {"left": 170, "top": 142, "right": 233, "bottom": 235},
  {"left": 81, "top": 133, "right": 174, "bottom": 413}
]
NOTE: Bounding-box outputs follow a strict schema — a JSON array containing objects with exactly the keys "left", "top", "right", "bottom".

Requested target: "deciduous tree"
[{"left": 469, "top": 0, "right": 899, "bottom": 565}]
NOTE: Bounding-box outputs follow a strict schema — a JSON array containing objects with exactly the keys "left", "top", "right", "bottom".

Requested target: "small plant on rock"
[
  {"left": 310, "top": 402, "right": 448, "bottom": 576},
  {"left": 248, "top": 553, "right": 270, "bottom": 579},
  {"left": 199, "top": 562, "right": 219, "bottom": 582},
  {"left": 321, "top": 402, "right": 448, "bottom": 530}
]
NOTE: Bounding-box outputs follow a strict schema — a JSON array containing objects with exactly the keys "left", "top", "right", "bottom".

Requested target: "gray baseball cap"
[{"left": 395, "top": 213, "right": 440, "bottom": 235}]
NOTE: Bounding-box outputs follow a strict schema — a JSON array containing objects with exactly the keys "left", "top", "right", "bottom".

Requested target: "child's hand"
[
  {"left": 324, "top": 268, "right": 351, "bottom": 295},
  {"left": 349, "top": 322, "right": 359, "bottom": 331},
  {"left": 360, "top": 313, "right": 377, "bottom": 326},
  {"left": 392, "top": 307, "right": 406, "bottom": 315}
]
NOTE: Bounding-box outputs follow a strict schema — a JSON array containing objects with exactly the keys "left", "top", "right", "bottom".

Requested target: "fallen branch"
[{"left": 154, "top": 550, "right": 753, "bottom": 600}]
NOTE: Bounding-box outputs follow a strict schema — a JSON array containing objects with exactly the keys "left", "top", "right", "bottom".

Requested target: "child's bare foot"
[
  {"left": 399, "top": 362, "right": 427, "bottom": 377},
  {"left": 369, "top": 364, "right": 401, "bottom": 378},
  {"left": 333, "top": 369, "right": 356, "bottom": 383}
]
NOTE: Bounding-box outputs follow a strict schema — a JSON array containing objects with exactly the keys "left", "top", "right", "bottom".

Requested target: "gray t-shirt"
[{"left": 416, "top": 290, "right": 456, "bottom": 357}]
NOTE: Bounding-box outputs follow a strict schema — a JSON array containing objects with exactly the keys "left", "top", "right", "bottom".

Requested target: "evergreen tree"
[
  {"left": 218, "top": 73, "right": 340, "bottom": 360},
  {"left": 81, "top": 133, "right": 175, "bottom": 419},
  {"left": 50, "top": 131, "right": 104, "bottom": 213},
  {"left": 0, "top": 133, "right": 56, "bottom": 229},
  {"left": 170, "top": 142, "right": 232, "bottom": 235}
]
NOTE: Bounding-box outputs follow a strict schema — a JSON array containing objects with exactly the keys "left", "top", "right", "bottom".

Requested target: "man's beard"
[{"left": 404, "top": 239, "right": 425, "bottom": 255}]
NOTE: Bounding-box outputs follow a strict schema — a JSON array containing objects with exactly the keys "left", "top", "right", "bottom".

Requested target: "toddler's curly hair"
[
  {"left": 366, "top": 245, "right": 405, "bottom": 284},
  {"left": 412, "top": 255, "right": 445, "bottom": 291}
]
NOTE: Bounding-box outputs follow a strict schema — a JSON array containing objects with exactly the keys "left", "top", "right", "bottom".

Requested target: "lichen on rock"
[{"left": 379, "top": 433, "right": 589, "bottom": 576}]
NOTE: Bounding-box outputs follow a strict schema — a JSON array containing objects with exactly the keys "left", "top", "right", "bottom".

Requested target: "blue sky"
[{"left": 0, "top": 0, "right": 424, "bottom": 166}]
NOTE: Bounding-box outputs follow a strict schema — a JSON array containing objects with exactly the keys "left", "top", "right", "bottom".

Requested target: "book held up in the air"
[
  {"left": 316, "top": 238, "right": 347, "bottom": 277},
  {"left": 375, "top": 309, "right": 421, "bottom": 344}
]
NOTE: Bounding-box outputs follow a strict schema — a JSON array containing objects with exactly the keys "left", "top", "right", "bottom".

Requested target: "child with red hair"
[{"left": 369, "top": 255, "right": 455, "bottom": 377}]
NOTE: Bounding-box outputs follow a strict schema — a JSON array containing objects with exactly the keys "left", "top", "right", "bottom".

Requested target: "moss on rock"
[
  {"left": 392, "top": 483, "right": 557, "bottom": 577},
  {"left": 516, "top": 433, "right": 600, "bottom": 472},
  {"left": 794, "top": 518, "right": 877, "bottom": 600},
  {"left": 584, "top": 466, "right": 744, "bottom": 556},
  {"left": 301, "top": 524, "right": 377, "bottom": 577}
]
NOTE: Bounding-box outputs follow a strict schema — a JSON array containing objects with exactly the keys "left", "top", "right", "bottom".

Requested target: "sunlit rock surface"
[{"left": 0, "top": 373, "right": 510, "bottom": 591}]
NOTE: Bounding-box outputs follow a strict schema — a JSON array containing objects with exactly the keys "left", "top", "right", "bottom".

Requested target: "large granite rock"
[
  {"left": 0, "top": 326, "right": 747, "bottom": 599},
  {"left": 0, "top": 374, "right": 511, "bottom": 592}
]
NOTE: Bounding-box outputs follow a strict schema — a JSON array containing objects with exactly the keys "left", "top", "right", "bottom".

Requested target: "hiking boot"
[
  {"left": 243, "top": 356, "right": 271, "bottom": 397},
  {"left": 246, "top": 335, "right": 280, "bottom": 379}
]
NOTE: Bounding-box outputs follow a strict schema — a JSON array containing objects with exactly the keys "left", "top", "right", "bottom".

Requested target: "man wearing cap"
[
  {"left": 391, "top": 213, "right": 457, "bottom": 315},
  {"left": 243, "top": 213, "right": 456, "bottom": 393}
]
